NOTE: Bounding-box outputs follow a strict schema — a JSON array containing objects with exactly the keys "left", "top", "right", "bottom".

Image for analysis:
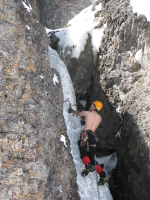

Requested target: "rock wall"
[
  {"left": 37, "top": 0, "right": 96, "bottom": 29},
  {"left": 99, "top": 0, "right": 150, "bottom": 199},
  {"left": 0, "top": 0, "right": 78, "bottom": 199},
  {"left": 1, "top": 0, "right": 149, "bottom": 199}
]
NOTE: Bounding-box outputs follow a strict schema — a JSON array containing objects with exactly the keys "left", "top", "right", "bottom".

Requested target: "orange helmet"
[{"left": 93, "top": 101, "right": 103, "bottom": 111}]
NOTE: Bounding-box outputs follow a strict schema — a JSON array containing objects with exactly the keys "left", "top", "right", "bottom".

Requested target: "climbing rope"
[{"left": 95, "top": 155, "right": 100, "bottom": 200}]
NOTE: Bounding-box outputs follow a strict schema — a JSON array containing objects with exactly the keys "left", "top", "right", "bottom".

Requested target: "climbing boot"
[
  {"left": 100, "top": 163, "right": 104, "bottom": 169},
  {"left": 98, "top": 171, "right": 108, "bottom": 186},
  {"left": 81, "top": 163, "right": 95, "bottom": 177}
]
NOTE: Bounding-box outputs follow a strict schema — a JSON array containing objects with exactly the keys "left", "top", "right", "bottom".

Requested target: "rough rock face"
[
  {"left": 37, "top": 0, "right": 96, "bottom": 29},
  {"left": 0, "top": 0, "right": 78, "bottom": 199},
  {"left": 99, "top": 0, "right": 150, "bottom": 199},
  {"left": 1, "top": 0, "right": 150, "bottom": 199}
]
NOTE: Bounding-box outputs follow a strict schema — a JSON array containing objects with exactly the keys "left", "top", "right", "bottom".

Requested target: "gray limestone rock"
[
  {"left": 99, "top": 0, "right": 150, "bottom": 199},
  {"left": 0, "top": 0, "right": 79, "bottom": 199},
  {"left": 37, "top": 0, "right": 96, "bottom": 29}
]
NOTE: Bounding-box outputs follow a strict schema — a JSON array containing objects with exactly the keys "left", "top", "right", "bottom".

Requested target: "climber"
[{"left": 68, "top": 100, "right": 108, "bottom": 185}]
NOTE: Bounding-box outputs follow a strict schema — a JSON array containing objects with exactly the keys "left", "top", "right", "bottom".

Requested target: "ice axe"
[{"left": 64, "top": 98, "right": 76, "bottom": 107}]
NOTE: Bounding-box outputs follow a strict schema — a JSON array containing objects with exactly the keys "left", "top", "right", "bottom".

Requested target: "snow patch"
[
  {"left": 79, "top": 100, "right": 86, "bottom": 107},
  {"left": 115, "top": 131, "right": 121, "bottom": 139},
  {"left": 45, "top": 28, "right": 52, "bottom": 34},
  {"left": 60, "top": 135, "right": 67, "bottom": 147},
  {"left": 47, "top": 3, "right": 105, "bottom": 61},
  {"left": 58, "top": 185, "right": 62, "bottom": 192},
  {"left": 38, "top": 75, "right": 44, "bottom": 79},
  {"left": 53, "top": 73, "right": 59, "bottom": 85},
  {"left": 135, "top": 49, "right": 142, "bottom": 62},
  {"left": 116, "top": 105, "right": 121, "bottom": 113},
  {"left": 21, "top": 0, "right": 33, "bottom": 12},
  {"left": 26, "top": 25, "right": 30, "bottom": 30}
]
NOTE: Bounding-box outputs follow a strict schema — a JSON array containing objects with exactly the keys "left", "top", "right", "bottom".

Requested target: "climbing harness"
[
  {"left": 80, "top": 131, "right": 88, "bottom": 143},
  {"left": 80, "top": 130, "right": 89, "bottom": 150},
  {"left": 79, "top": 130, "right": 96, "bottom": 151}
]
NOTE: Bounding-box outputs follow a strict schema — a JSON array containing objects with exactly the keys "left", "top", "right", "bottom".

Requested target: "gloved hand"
[
  {"left": 68, "top": 103, "right": 73, "bottom": 113},
  {"left": 68, "top": 108, "right": 73, "bottom": 113},
  {"left": 80, "top": 116, "right": 85, "bottom": 125}
]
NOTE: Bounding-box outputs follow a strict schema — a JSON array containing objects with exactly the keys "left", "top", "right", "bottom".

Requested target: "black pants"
[{"left": 78, "top": 130, "right": 97, "bottom": 165}]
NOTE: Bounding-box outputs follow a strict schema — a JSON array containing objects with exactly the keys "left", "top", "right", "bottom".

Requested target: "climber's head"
[{"left": 93, "top": 101, "right": 103, "bottom": 111}]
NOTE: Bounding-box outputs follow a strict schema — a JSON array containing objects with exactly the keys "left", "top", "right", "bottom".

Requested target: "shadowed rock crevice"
[{"left": 110, "top": 111, "right": 150, "bottom": 200}]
